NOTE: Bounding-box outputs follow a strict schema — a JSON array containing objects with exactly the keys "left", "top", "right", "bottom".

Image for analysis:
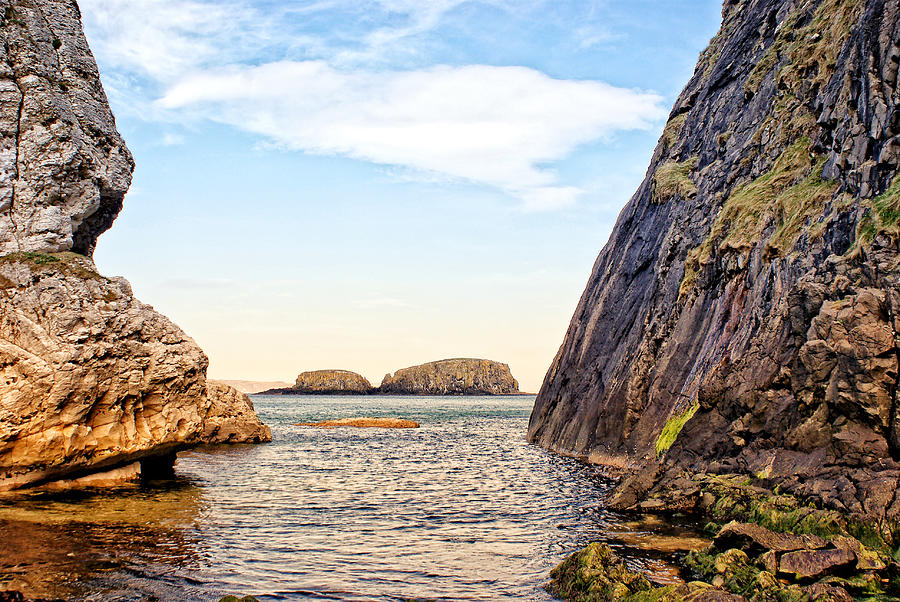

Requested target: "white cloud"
[{"left": 158, "top": 61, "right": 664, "bottom": 209}]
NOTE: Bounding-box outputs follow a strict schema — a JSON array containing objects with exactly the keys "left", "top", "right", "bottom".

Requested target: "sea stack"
[
  {"left": 293, "top": 370, "right": 374, "bottom": 394},
  {"left": 380, "top": 358, "right": 519, "bottom": 395},
  {"left": 528, "top": 0, "right": 900, "bottom": 519},
  {"left": 0, "top": 1, "right": 267, "bottom": 489}
]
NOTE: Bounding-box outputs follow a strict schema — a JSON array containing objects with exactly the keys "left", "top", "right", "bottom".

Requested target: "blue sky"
[{"left": 81, "top": 0, "right": 723, "bottom": 392}]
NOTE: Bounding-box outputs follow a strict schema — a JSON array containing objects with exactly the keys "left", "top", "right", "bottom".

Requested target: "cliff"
[
  {"left": 529, "top": 0, "right": 900, "bottom": 520},
  {"left": 0, "top": 1, "right": 268, "bottom": 489},
  {"left": 292, "top": 369, "right": 373, "bottom": 394},
  {"left": 380, "top": 358, "right": 519, "bottom": 395}
]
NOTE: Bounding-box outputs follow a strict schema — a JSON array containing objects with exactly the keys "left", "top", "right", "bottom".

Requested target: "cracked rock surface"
[
  {"left": 528, "top": 0, "right": 900, "bottom": 519},
  {"left": 0, "top": 0, "right": 133, "bottom": 256}
]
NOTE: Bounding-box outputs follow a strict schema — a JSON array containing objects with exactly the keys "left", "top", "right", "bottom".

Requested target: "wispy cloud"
[
  {"left": 159, "top": 61, "right": 664, "bottom": 210},
  {"left": 79, "top": 0, "right": 666, "bottom": 210}
]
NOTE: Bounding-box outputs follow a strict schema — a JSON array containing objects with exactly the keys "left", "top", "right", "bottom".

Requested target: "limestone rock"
[
  {"left": 379, "top": 358, "right": 519, "bottom": 395},
  {"left": 292, "top": 369, "right": 373, "bottom": 394},
  {"left": 0, "top": 253, "right": 210, "bottom": 489},
  {"left": 0, "top": 0, "right": 133, "bottom": 256},
  {"left": 528, "top": 0, "right": 900, "bottom": 518},
  {"left": 201, "top": 381, "right": 272, "bottom": 444}
]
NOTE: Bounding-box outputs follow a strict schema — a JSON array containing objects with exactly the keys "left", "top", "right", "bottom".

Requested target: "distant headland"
[{"left": 260, "top": 358, "right": 523, "bottom": 395}]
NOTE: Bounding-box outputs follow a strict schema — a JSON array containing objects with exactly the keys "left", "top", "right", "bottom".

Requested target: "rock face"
[
  {"left": 379, "top": 358, "right": 519, "bottom": 395},
  {"left": 0, "top": 2, "right": 269, "bottom": 489},
  {"left": 293, "top": 370, "right": 373, "bottom": 394},
  {"left": 529, "top": 0, "right": 900, "bottom": 519},
  {"left": 202, "top": 381, "right": 272, "bottom": 444},
  {"left": 0, "top": 0, "right": 133, "bottom": 256},
  {"left": 0, "top": 253, "right": 210, "bottom": 489}
]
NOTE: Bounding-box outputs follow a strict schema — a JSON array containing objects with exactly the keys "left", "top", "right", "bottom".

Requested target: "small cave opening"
[
  {"left": 140, "top": 451, "right": 178, "bottom": 481},
  {"left": 71, "top": 189, "right": 124, "bottom": 256}
]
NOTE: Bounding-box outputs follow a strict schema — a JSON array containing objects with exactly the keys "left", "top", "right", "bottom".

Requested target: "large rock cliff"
[
  {"left": 529, "top": 0, "right": 900, "bottom": 519},
  {"left": 0, "top": 0, "right": 268, "bottom": 489},
  {"left": 380, "top": 358, "right": 519, "bottom": 395}
]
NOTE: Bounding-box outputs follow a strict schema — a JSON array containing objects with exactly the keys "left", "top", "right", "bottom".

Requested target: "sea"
[{"left": 0, "top": 395, "right": 706, "bottom": 601}]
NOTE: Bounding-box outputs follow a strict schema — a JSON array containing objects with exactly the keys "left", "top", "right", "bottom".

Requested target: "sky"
[{"left": 81, "top": 0, "right": 723, "bottom": 393}]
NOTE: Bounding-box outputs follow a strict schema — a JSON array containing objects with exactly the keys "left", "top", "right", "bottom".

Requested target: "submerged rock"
[
  {"left": 292, "top": 370, "right": 373, "bottom": 394},
  {"left": 294, "top": 417, "right": 419, "bottom": 429},
  {"left": 528, "top": 0, "right": 900, "bottom": 520},
  {"left": 379, "top": 358, "right": 519, "bottom": 395},
  {"left": 202, "top": 381, "right": 272, "bottom": 444}
]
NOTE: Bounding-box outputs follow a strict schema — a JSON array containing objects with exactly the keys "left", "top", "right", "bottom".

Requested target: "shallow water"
[{"left": 0, "top": 395, "right": 706, "bottom": 601}]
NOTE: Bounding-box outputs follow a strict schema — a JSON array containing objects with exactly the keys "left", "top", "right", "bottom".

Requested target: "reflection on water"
[{"left": 0, "top": 396, "right": 707, "bottom": 601}]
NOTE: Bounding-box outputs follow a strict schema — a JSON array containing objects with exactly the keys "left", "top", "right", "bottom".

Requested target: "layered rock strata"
[
  {"left": 202, "top": 381, "right": 272, "bottom": 444},
  {"left": 380, "top": 358, "right": 519, "bottom": 395},
  {"left": 528, "top": 0, "right": 900, "bottom": 520}
]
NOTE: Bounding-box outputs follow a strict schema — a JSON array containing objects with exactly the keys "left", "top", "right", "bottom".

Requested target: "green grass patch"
[
  {"left": 661, "top": 114, "right": 687, "bottom": 150},
  {"left": 652, "top": 157, "right": 698, "bottom": 203},
  {"left": 655, "top": 400, "right": 699, "bottom": 457}
]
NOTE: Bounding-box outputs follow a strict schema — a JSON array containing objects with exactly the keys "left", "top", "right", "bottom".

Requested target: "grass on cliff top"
[
  {"left": 655, "top": 400, "right": 699, "bottom": 457},
  {"left": 679, "top": 139, "right": 838, "bottom": 298},
  {"left": 652, "top": 157, "right": 698, "bottom": 203},
  {"left": 744, "top": 0, "right": 863, "bottom": 95},
  {"left": 0, "top": 251, "right": 106, "bottom": 284}
]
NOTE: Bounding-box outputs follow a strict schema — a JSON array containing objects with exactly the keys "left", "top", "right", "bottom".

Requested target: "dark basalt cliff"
[
  {"left": 380, "top": 358, "right": 520, "bottom": 395},
  {"left": 529, "top": 0, "right": 900, "bottom": 519}
]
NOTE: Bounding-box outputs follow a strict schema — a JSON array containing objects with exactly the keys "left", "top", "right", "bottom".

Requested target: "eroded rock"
[
  {"left": 201, "top": 381, "right": 272, "bottom": 444},
  {"left": 714, "top": 521, "right": 827, "bottom": 553},
  {"left": 292, "top": 370, "right": 373, "bottom": 394},
  {"left": 778, "top": 548, "right": 856, "bottom": 580},
  {"left": 0, "top": 254, "right": 209, "bottom": 489}
]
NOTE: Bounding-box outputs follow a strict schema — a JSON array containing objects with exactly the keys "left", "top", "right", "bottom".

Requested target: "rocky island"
[
  {"left": 262, "top": 359, "right": 521, "bottom": 395},
  {"left": 0, "top": 0, "right": 269, "bottom": 490},
  {"left": 380, "top": 358, "right": 520, "bottom": 395},
  {"left": 531, "top": 0, "right": 900, "bottom": 598}
]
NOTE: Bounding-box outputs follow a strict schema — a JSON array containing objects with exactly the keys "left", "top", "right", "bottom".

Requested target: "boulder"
[
  {"left": 713, "top": 522, "right": 827, "bottom": 554},
  {"left": 379, "top": 358, "right": 519, "bottom": 395},
  {"left": 0, "top": 254, "right": 209, "bottom": 489},
  {"left": 778, "top": 549, "right": 856, "bottom": 580},
  {"left": 201, "top": 381, "right": 272, "bottom": 444}
]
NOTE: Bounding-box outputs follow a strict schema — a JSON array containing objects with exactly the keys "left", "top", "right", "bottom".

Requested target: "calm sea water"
[{"left": 0, "top": 395, "right": 704, "bottom": 601}]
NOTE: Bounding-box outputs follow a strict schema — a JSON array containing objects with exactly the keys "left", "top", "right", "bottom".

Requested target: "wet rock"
[
  {"left": 294, "top": 417, "right": 419, "bottom": 429},
  {"left": 201, "top": 381, "right": 272, "bottom": 444},
  {"left": 546, "top": 542, "right": 653, "bottom": 600},
  {"left": 714, "top": 521, "right": 827, "bottom": 553},
  {"left": 802, "top": 582, "right": 854, "bottom": 601},
  {"left": 380, "top": 358, "right": 519, "bottom": 395},
  {"left": 778, "top": 548, "right": 856, "bottom": 580}
]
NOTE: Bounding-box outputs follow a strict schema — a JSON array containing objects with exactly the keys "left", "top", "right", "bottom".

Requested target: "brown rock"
[
  {"left": 778, "top": 548, "right": 856, "bottom": 580},
  {"left": 202, "top": 381, "right": 272, "bottom": 444},
  {"left": 294, "top": 417, "right": 419, "bottom": 428},
  {"left": 292, "top": 370, "right": 373, "bottom": 394},
  {"left": 0, "top": 254, "right": 210, "bottom": 489},
  {"left": 714, "top": 522, "right": 827, "bottom": 553},
  {"left": 379, "top": 358, "right": 519, "bottom": 395},
  {"left": 803, "top": 583, "right": 854, "bottom": 602}
]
